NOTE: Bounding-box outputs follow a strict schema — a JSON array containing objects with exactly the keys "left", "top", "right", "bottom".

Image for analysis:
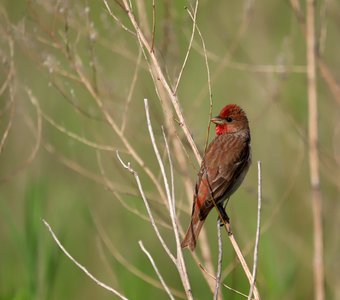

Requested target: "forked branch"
[{"left": 43, "top": 219, "right": 128, "bottom": 300}]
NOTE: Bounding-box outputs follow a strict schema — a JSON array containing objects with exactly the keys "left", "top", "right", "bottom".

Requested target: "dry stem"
[
  {"left": 214, "top": 221, "right": 223, "bottom": 300},
  {"left": 306, "top": 0, "right": 325, "bottom": 299},
  {"left": 248, "top": 161, "right": 262, "bottom": 299},
  {"left": 139, "top": 241, "right": 175, "bottom": 300},
  {"left": 42, "top": 219, "right": 128, "bottom": 300}
]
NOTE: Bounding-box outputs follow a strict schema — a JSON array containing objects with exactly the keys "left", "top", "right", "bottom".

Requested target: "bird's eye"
[{"left": 226, "top": 117, "right": 233, "bottom": 123}]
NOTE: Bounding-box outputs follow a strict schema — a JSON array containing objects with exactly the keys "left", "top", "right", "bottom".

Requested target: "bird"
[{"left": 181, "top": 104, "right": 251, "bottom": 251}]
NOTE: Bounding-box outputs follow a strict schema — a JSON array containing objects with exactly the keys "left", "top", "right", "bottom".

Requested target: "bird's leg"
[
  {"left": 217, "top": 203, "right": 229, "bottom": 223},
  {"left": 217, "top": 203, "right": 232, "bottom": 235}
]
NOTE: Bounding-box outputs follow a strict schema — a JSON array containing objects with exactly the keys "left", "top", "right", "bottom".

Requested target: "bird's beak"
[{"left": 210, "top": 116, "right": 224, "bottom": 125}]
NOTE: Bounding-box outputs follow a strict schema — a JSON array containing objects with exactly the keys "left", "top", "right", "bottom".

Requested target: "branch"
[
  {"left": 200, "top": 264, "right": 254, "bottom": 299},
  {"left": 42, "top": 219, "right": 128, "bottom": 300},
  {"left": 306, "top": 0, "right": 324, "bottom": 299},
  {"left": 93, "top": 215, "right": 186, "bottom": 298},
  {"left": 289, "top": 0, "right": 340, "bottom": 105},
  {"left": 118, "top": 0, "right": 202, "bottom": 164},
  {"left": 139, "top": 241, "right": 175, "bottom": 300},
  {"left": 185, "top": 7, "right": 213, "bottom": 154},
  {"left": 0, "top": 91, "right": 14, "bottom": 155},
  {"left": 1, "top": 88, "right": 42, "bottom": 183},
  {"left": 144, "top": 99, "right": 192, "bottom": 299},
  {"left": 205, "top": 169, "right": 261, "bottom": 299},
  {"left": 214, "top": 221, "right": 223, "bottom": 300},
  {"left": 173, "top": 1, "right": 199, "bottom": 93},
  {"left": 248, "top": 161, "right": 262, "bottom": 299},
  {"left": 102, "top": 0, "right": 135, "bottom": 35},
  {"left": 70, "top": 45, "right": 168, "bottom": 210},
  {"left": 116, "top": 151, "right": 176, "bottom": 264}
]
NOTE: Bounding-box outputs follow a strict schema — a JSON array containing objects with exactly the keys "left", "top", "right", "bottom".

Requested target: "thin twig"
[
  {"left": 139, "top": 241, "right": 175, "bottom": 300},
  {"left": 228, "top": 230, "right": 260, "bottom": 299},
  {"left": 144, "top": 99, "right": 192, "bottom": 299},
  {"left": 289, "top": 0, "right": 340, "bottom": 105},
  {"left": 32, "top": 102, "right": 119, "bottom": 152},
  {"left": 0, "top": 92, "right": 14, "bottom": 154},
  {"left": 248, "top": 161, "right": 262, "bottom": 299},
  {"left": 118, "top": 0, "right": 202, "bottom": 164},
  {"left": 205, "top": 176, "right": 260, "bottom": 299},
  {"left": 85, "top": 7, "right": 98, "bottom": 94},
  {"left": 192, "top": 42, "right": 307, "bottom": 74},
  {"left": 144, "top": 99, "right": 172, "bottom": 212},
  {"left": 306, "top": 1, "right": 324, "bottom": 299},
  {"left": 174, "top": 1, "right": 198, "bottom": 93},
  {"left": 102, "top": 0, "right": 135, "bottom": 35},
  {"left": 121, "top": 49, "right": 142, "bottom": 133},
  {"left": 162, "top": 127, "right": 175, "bottom": 209},
  {"left": 95, "top": 151, "right": 171, "bottom": 229},
  {"left": 71, "top": 49, "right": 168, "bottom": 208},
  {"left": 42, "top": 219, "right": 128, "bottom": 300},
  {"left": 151, "top": 0, "right": 156, "bottom": 53},
  {"left": 116, "top": 150, "right": 176, "bottom": 264},
  {"left": 93, "top": 215, "right": 186, "bottom": 298},
  {"left": 193, "top": 0, "right": 255, "bottom": 105},
  {"left": 214, "top": 221, "right": 223, "bottom": 300},
  {"left": 1, "top": 89, "right": 42, "bottom": 183},
  {"left": 48, "top": 80, "right": 102, "bottom": 121},
  {"left": 200, "top": 264, "right": 254, "bottom": 299},
  {"left": 185, "top": 8, "right": 213, "bottom": 154},
  {"left": 0, "top": 35, "right": 14, "bottom": 97}
]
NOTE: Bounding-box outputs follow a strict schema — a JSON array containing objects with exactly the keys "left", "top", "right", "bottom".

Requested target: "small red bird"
[{"left": 181, "top": 104, "right": 251, "bottom": 251}]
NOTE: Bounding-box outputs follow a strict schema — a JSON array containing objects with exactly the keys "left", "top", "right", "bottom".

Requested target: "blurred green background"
[{"left": 0, "top": 0, "right": 339, "bottom": 299}]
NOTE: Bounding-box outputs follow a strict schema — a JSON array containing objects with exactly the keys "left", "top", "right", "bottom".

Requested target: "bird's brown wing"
[{"left": 195, "top": 133, "right": 251, "bottom": 220}]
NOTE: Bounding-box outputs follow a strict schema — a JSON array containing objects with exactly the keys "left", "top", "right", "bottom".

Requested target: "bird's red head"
[{"left": 211, "top": 104, "right": 249, "bottom": 135}]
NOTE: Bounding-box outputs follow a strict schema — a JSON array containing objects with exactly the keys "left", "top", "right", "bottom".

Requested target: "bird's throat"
[{"left": 215, "top": 124, "right": 228, "bottom": 135}]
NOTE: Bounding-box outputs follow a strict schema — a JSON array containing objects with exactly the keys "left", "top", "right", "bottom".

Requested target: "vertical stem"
[
  {"left": 214, "top": 221, "right": 223, "bottom": 300},
  {"left": 306, "top": 1, "right": 325, "bottom": 299},
  {"left": 248, "top": 161, "right": 262, "bottom": 300}
]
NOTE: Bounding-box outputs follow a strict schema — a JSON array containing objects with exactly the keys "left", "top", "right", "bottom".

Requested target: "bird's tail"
[{"left": 181, "top": 210, "right": 205, "bottom": 251}]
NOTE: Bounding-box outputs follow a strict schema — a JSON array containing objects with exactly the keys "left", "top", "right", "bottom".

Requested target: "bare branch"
[
  {"left": 42, "top": 219, "right": 128, "bottom": 300},
  {"left": 139, "top": 241, "right": 175, "bottom": 300},
  {"left": 32, "top": 100, "right": 120, "bottom": 152},
  {"left": 93, "top": 215, "right": 186, "bottom": 298},
  {"left": 227, "top": 228, "right": 260, "bottom": 299},
  {"left": 144, "top": 99, "right": 192, "bottom": 299},
  {"left": 161, "top": 127, "right": 175, "bottom": 209},
  {"left": 144, "top": 99, "right": 174, "bottom": 234},
  {"left": 102, "top": 0, "right": 135, "bottom": 35},
  {"left": 0, "top": 91, "right": 14, "bottom": 154},
  {"left": 151, "top": 0, "right": 156, "bottom": 53},
  {"left": 0, "top": 35, "right": 14, "bottom": 97},
  {"left": 289, "top": 0, "right": 340, "bottom": 105},
  {"left": 117, "top": 0, "right": 202, "bottom": 164},
  {"left": 174, "top": 1, "right": 199, "bottom": 93},
  {"left": 185, "top": 7, "right": 213, "bottom": 154},
  {"left": 214, "top": 221, "right": 223, "bottom": 300},
  {"left": 121, "top": 49, "right": 142, "bottom": 133},
  {"left": 204, "top": 161, "right": 260, "bottom": 299},
  {"left": 71, "top": 49, "right": 168, "bottom": 207},
  {"left": 1, "top": 88, "right": 42, "bottom": 183},
  {"left": 96, "top": 151, "right": 171, "bottom": 229},
  {"left": 116, "top": 150, "right": 176, "bottom": 263},
  {"left": 248, "top": 161, "right": 262, "bottom": 300},
  {"left": 200, "top": 264, "right": 254, "bottom": 299},
  {"left": 306, "top": 0, "right": 324, "bottom": 299}
]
